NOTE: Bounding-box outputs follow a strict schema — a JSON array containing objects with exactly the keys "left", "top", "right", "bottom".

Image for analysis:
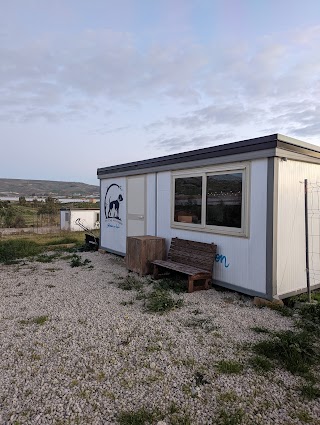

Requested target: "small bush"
[
  {"left": 45, "top": 236, "right": 79, "bottom": 246},
  {"left": 298, "top": 303, "right": 320, "bottom": 336},
  {"left": 154, "top": 277, "right": 187, "bottom": 294},
  {"left": 268, "top": 304, "right": 293, "bottom": 317},
  {"left": 35, "top": 253, "right": 60, "bottom": 263},
  {"left": 216, "top": 408, "right": 245, "bottom": 425},
  {"left": 287, "top": 291, "right": 320, "bottom": 307},
  {"left": 0, "top": 239, "right": 43, "bottom": 263},
  {"left": 70, "top": 254, "right": 91, "bottom": 268},
  {"left": 299, "top": 383, "right": 320, "bottom": 400},
  {"left": 253, "top": 330, "right": 318, "bottom": 374},
  {"left": 217, "top": 360, "right": 243, "bottom": 374},
  {"left": 117, "top": 407, "right": 161, "bottom": 425},
  {"left": 117, "top": 275, "right": 143, "bottom": 291},
  {"left": 145, "top": 289, "right": 183, "bottom": 313},
  {"left": 20, "top": 315, "right": 48, "bottom": 326},
  {"left": 250, "top": 355, "right": 273, "bottom": 372}
]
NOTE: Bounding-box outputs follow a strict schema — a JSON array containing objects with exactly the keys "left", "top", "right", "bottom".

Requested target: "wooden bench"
[{"left": 151, "top": 238, "right": 217, "bottom": 293}]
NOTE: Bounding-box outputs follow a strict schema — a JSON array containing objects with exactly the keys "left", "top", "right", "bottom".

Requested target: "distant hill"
[{"left": 0, "top": 178, "right": 99, "bottom": 197}]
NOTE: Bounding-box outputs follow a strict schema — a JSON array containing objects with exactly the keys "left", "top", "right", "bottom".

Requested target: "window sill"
[{"left": 171, "top": 222, "right": 249, "bottom": 238}]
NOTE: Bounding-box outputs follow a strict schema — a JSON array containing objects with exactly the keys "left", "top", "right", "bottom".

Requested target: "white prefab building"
[
  {"left": 97, "top": 134, "right": 320, "bottom": 300},
  {"left": 60, "top": 209, "right": 100, "bottom": 232}
]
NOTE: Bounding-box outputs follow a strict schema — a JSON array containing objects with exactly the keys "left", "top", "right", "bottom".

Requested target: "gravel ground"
[{"left": 0, "top": 251, "right": 319, "bottom": 425}]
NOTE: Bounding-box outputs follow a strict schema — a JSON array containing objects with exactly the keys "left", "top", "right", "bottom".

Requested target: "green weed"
[
  {"left": 117, "top": 407, "right": 162, "bottom": 425},
  {"left": 218, "top": 391, "right": 238, "bottom": 403},
  {"left": 268, "top": 304, "right": 293, "bottom": 317},
  {"left": 36, "top": 253, "right": 60, "bottom": 263},
  {"left": 185, "top": 317, "right": 218, "bottom": 332},
  {"left": 154, "top": 277, "right": 187, "bottom": 294},
  {"left": 299, "top": 383, "right": 320, "bottom": 400},
  {"left": 217, "top": 360, "right": 243, "bottom": 374},
  {"left": 117, "top": 275, "right": 143, "bottom": 291},
  {"left": 145, "top": 289, "right": 183, "bottom": 313},
  {"left": 298, "top": 303, "right": 320, "bottom": 336},
  {"left": 70, "top": 254, "right": 91, "bottom": 268},
  {"left": 20, "top": 315, "right": 48, "bottom": 326},
  {"left": 216, "top": 408, "right": 245, "bottom": 425},
  {"left": 0, "top": 239, "right": 43, "bottom": 263},
  {"left": 287, "top": 291, "right": 320, "bottom": 307},
  {"left": 250, "top": 355, "right": 273, "bottom": 372},
  {"left": 252, "top": 330, "right": 318, "bottom": 374}
]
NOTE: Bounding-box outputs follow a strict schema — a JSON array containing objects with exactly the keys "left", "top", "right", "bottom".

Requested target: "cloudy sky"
[{"left": 1, "top": 0, "right": 320, "bottom": 185}]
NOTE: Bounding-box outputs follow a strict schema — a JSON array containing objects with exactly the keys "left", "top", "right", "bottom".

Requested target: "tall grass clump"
[
  {"left": 298, "top": 303, "right": 320, "bottom": 336},
  {"left": 253, "top": 330, "right": 318, "bottom": 374},
  {"left": 145, "top": 288, "right": 183, "bottom": 313},
  {"left": 0, "top": 239, "right": 43, "bottom": 263}
]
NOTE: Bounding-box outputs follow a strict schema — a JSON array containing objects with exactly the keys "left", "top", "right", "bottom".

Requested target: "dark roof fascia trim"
[
  {"left": 97, "top": 133, "right": 320, "bottom": 178},
  {"left": 98, "top": 148, "right": 276, "bottom": 179},
  {"left": 97, "top": 134, "right": 279, "bottom": 177}
]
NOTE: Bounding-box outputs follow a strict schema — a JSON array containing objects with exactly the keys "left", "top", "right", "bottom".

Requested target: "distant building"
[{"left": 60, "top": 208, "right": 100, "bottom": 231}]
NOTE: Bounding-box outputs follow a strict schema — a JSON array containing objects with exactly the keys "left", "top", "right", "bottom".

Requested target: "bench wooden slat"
[
  {"left": 152, "top": 259, "right": 210, "bottom": 276},
  {"left": 151, "top": 237, "right": 217, "bottom": 293},
  {"left": 170, "top": 238, "right": 216, "bottom": 253}
]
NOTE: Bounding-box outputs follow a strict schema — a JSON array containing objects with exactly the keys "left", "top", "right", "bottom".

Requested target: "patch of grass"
[
  {"left": 117, "top": 407, "right": 162, "bottom": 425},
  {"left": 252, "top": 330, "right": 318, "bottom": 374},
  {"left": 70, "top": 254, "right": 91, "bottom": 267},
  {"left": 20, "top": 315, "right": 48, "bottom": 326},
  {"left": 31, "top": 353, "right": 41, "bottom": 361},
  {"left": 145, "top": 288, "right": 183, "bottom": 313},
  {"left": 35, "top": 253, "right": 60, "bottom": 263},
  {"left": 216, "top": 408, "right": 245, "bottom": 425},
  {"left": 170, "top": 413, "right": 192, "bottom": 425},
  {"left": 299, "top": 383, "right": 320, "bottom": 400},
  {"left": 120, "top": 300, "right": 134, "bottom": 306},
  {"left": 298, "top": 303, "right": 320, "bottom": 336},
  {"left": 154, "top": 277, "right": 187, "bottom": 294},
  {"left": 287, "top": 291, "right": 320, "bottom": 307},
  {"left": 117, "top": 275, "right": 143, "bottom": 291},
  {"left": 218, "top": 391, "right": 238, "bottom": 403},
  {"left": 0, "top": 239, "right": 43, "bottom": 263},
  {"left": 185, "top": 317, "right": 218, "bottom": 333},
  {"left": 216, "top": 360, "right": 243, "bottom": 374},
  {"left": 34, "top": 315, "right": 49, "bottom": 325},
  {"left": 294, "top": 410, "right": 313, "bottom": 423},
  {"left": 46, "top": 236, "right": 79, "bottom": 245},
  {"left": 250, "top": 355, "right": 273, "bottom": 372},
  {"left": 268, "top": 303, "right": 293, "bottom": 317}
]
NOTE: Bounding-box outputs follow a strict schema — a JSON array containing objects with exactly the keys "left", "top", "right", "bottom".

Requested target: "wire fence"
[{"left": 305, "top": 180, "right": 320, "bottom": 288}]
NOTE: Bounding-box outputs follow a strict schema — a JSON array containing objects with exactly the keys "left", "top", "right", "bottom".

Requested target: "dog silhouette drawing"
[{"left": 108, "top": 194, "right": 123, "bottom": 219}]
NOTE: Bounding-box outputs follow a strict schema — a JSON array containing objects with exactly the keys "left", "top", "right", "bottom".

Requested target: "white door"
[{"left": 127, "top": 175, "right": 146, "bottom": 236}]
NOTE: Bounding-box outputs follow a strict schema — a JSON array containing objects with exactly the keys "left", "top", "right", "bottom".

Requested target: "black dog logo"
[{"left": 108, "top": 194, "right": 123, "bottom": 219}]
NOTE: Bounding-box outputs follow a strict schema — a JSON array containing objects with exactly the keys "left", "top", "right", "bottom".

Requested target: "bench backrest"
[{"left": 168, "top": 238, "right": 217, "bottom": 272}]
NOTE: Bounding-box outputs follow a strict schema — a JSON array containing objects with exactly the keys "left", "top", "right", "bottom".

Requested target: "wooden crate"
[{"left": 126, "top": 236, "right": 166, "bottom": 276}]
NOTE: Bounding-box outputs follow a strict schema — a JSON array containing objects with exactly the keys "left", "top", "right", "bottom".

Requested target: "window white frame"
[{"left": 171, "top": 162, "right": 250, "bottom": 237}]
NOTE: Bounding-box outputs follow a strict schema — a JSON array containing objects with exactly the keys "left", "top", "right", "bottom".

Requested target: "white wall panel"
[
  {"left": 276, "top": 160, "right": 320, "bottom": 296},
  {"left": 156, "top": 159, "right": 268, "bottom": 294},
  {"left": 100, "top": 178, "right": 127, "bottom": 254},
  {"left": 146, "top": 173, "right": 156, "bottom": 235}
]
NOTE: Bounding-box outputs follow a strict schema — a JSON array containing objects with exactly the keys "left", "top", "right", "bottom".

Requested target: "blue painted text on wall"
[{"left": 215, "top": 254, "right": 230, "bottom": 268}]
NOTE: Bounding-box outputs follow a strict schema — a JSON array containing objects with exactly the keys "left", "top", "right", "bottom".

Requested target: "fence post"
[{"left": 304, "top": 179, "right": 311, "bottom": 303}]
